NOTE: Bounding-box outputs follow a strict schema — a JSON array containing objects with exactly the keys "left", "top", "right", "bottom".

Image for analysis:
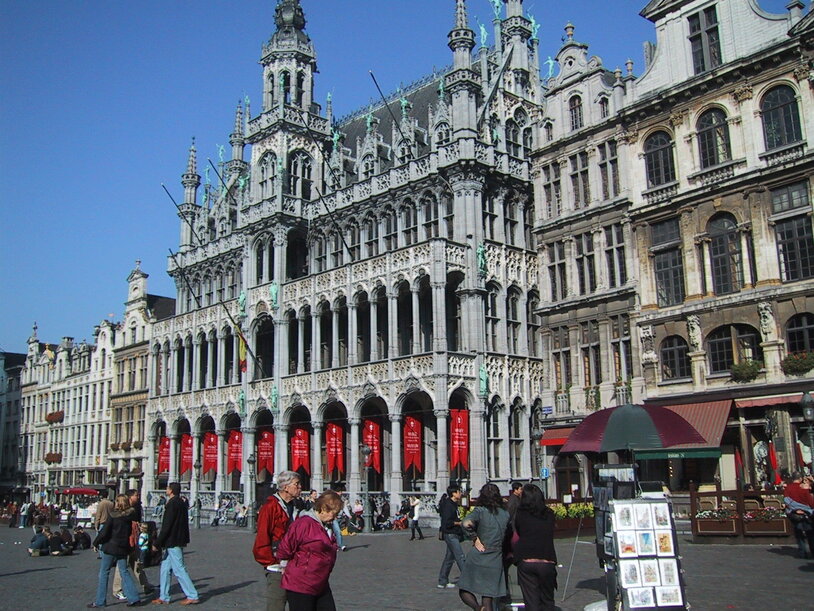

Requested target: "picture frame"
[
  {"left": 603, "top": 535, "right": 615, "bottom": 556},
  {"left": 658, "top": 558, "right": 679, "bottom": 586},
  {"left": 627, "top": 587, "right": 656, "bottom": 608},
  {"left": 652, "top": 502, "right": 671, "bottom": 528},
  {"left": 613, "top": 502, "right": 635, "bottom": 530},
  {"left": 655, "top": 585, "right": 683, "bottom": 607},
  {"left": 639, "top": 558, "right": 660, "bottom": 586},
  {"left": 634, "top": 503, "right": 653, "bottom": 529},
  {"left": 617, "top": 531, "right": 638, "bottom": 558},
  {"left": 619, "top": 559, "right": 641, "bottom": 588},
  {"left": 636, "top": 529, "right": 656, "bottom": 556},
  {"left": 655, "top": 529, "right": 674, "bottom": 557}
]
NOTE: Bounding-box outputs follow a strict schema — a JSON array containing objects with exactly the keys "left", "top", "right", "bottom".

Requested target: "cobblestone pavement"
[{"left": 1, "top": 524, "right": 811, "bottom": 610}]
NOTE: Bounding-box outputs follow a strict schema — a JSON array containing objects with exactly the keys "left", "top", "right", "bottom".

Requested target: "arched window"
[
  {"left": 526, "top": 291, "right": 540, "bottom": 357},
  {"left": 255, "top": 241, "right": 265, "bottom": 284},
  {"left": 330, "top": 232, "right": 344, "bottom": 268},
  {"left": 288, "top": 151, "right": 312, "bottom": 199},
  {"left": 761, "top": 85, "right": 802, "bottom": 150},
  {"left": 569, "top": 96, "right": 584, "bottom": 131},
  {"left": 786, "top": 313, "right": 814, "bottom": 354},
  {"left": 697, "top": 108, "right": 731, "bottom": 168},
  {"left": 708, "top": 214, "right": 742, "bottom": 295},
  {"left": 644, "top": 131, "right": 676, "bottom": 188},
  {"left": 660, "top": 336, "right": 690, "bottom": 380},
  {"left": 266, "top": 72, "right": 275, "bottom": 109},
  {"left": 435, "top": 122, "right": 451, "bottom": 146},
  {"left": 396, "top": 140, "right": 412, "bottom": 165},
  {"left": 361, "top": 154, "right": 375, "bottom": 180},
  {"left": 544, "top": 122, "right": 554, "bottom": 142},
  {"left": 506, "top": 119, "right": 521, "bottom": 157},
  {"left": 485, "top": 284, "right": 500, "bottom": 352},
  {"left": 402, "top": 202, "right": 417, "bottom": 246},
  {"left": 364, "top": 216, "right": 379, "bottom": 257},
  {"left": 506, "top": 289, "right": 521, "bottom": 354},
  {"left": 313, "top": 235, "right": 327, "bottom": 273},
  {"left": 258, "top": 152, "right": 276, "bottom": 200},
  {"left": 707, "top": 324, "right": 762, "bottom": 373},
  {"left": 599, "top": 97, "right": 609, "bottom": 119},
  {"left": 281, "top": 71, "right": 291, "bottom": 104},
  {"left": 383, "top": 209, "right": 397, "bottom": 251},
  {"left": 422, "top": 194, "right": 439, "bottom": 239},
  {"left": 295, "top": 71, "right": 304, "bottom": 107},
  {"left": 347, "top": 224, "right": 360, "bottom": 261}
]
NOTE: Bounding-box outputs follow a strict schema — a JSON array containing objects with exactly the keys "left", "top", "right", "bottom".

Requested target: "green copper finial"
[
  {"left": 529, "top": 14, "right": 540, "bottom": 40},
  {"left": 399, "top": 95, "right": 409, "bottom": 119},
  {"left": 438, "top": 78, "right": 445, "bottom": 99},
  {"left": 326, "top": 92, "right": 332, "bottom": 103},
  {"left": 332, "top": 129, "right": 340, "bottom": 150},
  {"left": 217, "top": 144, "right": 225, "bottom": 163},
  {"left": 366, "top": 112, "right": 374, "bottom": 131}
]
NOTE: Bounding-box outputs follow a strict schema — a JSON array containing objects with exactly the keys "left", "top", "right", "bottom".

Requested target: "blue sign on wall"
[
  {"left": 540, "top": 467, "right": 550, "bottom": 479},
  {"left": 541, "top": 406, "right": 553, "bottom": 415}
]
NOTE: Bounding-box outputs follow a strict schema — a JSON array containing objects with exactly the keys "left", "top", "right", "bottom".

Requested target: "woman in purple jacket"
[{"left": 277, "top": 490, "right": 343, "bottom": 611}]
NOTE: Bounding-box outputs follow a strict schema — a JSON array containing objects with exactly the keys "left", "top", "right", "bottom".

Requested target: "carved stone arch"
[
  {"left": 170, "top": 414, "right": 190, "bottom": 436},
  {"left": 255, "top": 300, "right": 270, "bottom": 317},
  {"left": 448, "top": 383, "right": 477, "bottom": 410},
  {"left": 282, "top": 402, "right": 311, "bottom": 427},
  {"left": 249, "top": 311, "right": 273, "bottom": 334},
  {"left": 700, "top": 209, "right": 746, "bottom": 232},
  {"left": 509, "top": 395, "right": 526, "bottom": 414},
  {"left": 297, "top": 302, "right": 312, "bottom": 318},
  {"left": 150, "top": 419, "right": 167, "bottom": 438},
  {"left": 753, "top": 79, "right": 802, "bottom": 107},
  {"left": 332, "top": 292, "right": 347, "bottom": 310},
  {"left": 690, "top": 101, "right": 734, "bottom": 127},
  {"left": 249, "top": 403, "right": 271, "bottom": 428},
  {"left": 641, "top": 125, "right": 677, "bottom": 146}
]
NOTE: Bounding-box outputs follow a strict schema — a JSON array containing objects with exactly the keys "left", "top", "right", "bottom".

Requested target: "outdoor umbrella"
[
  {"left": 59, "top": 487, "right": 100, "bottom": 496},
  {"left": 560, "top": 403, "right": 706, "bottom": 454}
]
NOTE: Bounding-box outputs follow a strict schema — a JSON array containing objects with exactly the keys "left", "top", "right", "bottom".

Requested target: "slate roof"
[{"left": 147, "top": 295, "right": 176, "bottom": 321}]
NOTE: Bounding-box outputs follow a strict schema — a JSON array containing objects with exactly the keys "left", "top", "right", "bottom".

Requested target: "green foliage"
[
  {"left": 730, "top": 359, "right": 762, "bottom": 383},
  {"left": 566, "top": 502, "right": 595, "bottom": 519},
  {"left": 781, "top": 352, "right": 814, "bottom": 376},
  {"left": 695, "top": 507, "right": 738, "bottom": 520}
]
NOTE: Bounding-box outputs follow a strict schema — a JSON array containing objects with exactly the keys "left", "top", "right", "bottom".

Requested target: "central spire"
[
  {"left": 274, "top": 0, "right": 306, "bottom": 31},
  {"left": 455, "top": 0, "right": 468, "bottom": 29}
]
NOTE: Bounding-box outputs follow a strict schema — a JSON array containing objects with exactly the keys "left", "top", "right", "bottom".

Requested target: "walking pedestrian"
[
  {"left": 152, "top": 482, "right": 199, "bottom": 605},
  {"left": 253, "top": 470, "right": 302, "bottom": 611},
  {"left": 513, "top": 484, "right": 557, "bottom": 611},
  {"left": 277, "top": 490, "right": 343, "bottom": 611},
  {"left": 437, "top": 485, "right": 466, "bottom": 589},
  {"left": 784, "top": 471, "right": 814, "bottom": 558},
  {"left": 409, "top": 496, "right": 424, "bottom": 540},
  {"left": 87, "top": 494, "right": 142, "bottom": 608},
  {"left": 113, "top": 489, "right": 154, "bottom": 599}
]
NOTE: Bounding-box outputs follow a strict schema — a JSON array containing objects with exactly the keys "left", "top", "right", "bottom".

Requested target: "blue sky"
[{"left": 0, "top": 0, "right": 795, "bottom": 352}]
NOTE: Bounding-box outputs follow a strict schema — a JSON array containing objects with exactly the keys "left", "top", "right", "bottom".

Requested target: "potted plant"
[
  {"left": 730, "top": 360, "right": 762, "bottom": 383},
  {"left": 742, "top": 507, "right": 791, "bottom": 536},
  {"left": 694, "top": 507, "right": 739, "bottom": 535},
  {"left": 781, "top": 352, "right": 814, "bottom": 376},
  {"left": 109, "top": 442, "right": 120, "bottom": 452},
  {"left": 133, "top": 440, "right": 143, "bottom": 450},
  {"left": 121, "top": 441, "right": 132, "bottom": 451}
]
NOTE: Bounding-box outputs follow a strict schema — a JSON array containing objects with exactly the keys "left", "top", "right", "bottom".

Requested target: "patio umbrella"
[
  {"left": 560, "top": 403, "right": 706, "bottom": 454},
  {"left": 59, "top": 487, "right": 100, "bottom": 496}
]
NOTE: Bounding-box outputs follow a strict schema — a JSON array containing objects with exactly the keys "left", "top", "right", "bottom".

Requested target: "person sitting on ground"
[
  {"left": 48, "top": 526, "right": 73, "bottom": 556},
  {"left": 28, "top": 526, "right": 50, "bottom": 556},
  {"left": 59, "top": 526, "right": 75, "bottom": 549},
  {"left": 73, "top": 526, "right": 92, "bottom": 550}
]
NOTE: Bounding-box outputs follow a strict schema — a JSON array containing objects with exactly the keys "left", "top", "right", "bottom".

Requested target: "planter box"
[
  {"left": 743, "top": 519, "right": 791, "bottom": 537},
  {"left": 696, "top": 518, "right": 738, "bottom": 536}
]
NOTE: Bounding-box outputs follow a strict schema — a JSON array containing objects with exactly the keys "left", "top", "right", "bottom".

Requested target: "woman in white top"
[{"left": 409, "top": 496, "right": 425, "bottom": 540}]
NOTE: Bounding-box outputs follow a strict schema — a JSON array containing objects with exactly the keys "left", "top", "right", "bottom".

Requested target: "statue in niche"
[
  {"left": 271, "top": 385, "right": 279, "bottom": 412},
  {"left": 686, "top": 315, "right": 701, "bottom": 351},
  {"left": 758, "top": 302, "right": 775, "bottom": 341},
  {"left": 491, "top": 126, "right": 500, "bottom": 144},
  {"left": 545, "top": 56, "right": 556, "bottom": 79},
  {"left": 477, "top": 243, "right": 488, "bottom": 277},
  {"left": 270, "top": 281, "right": 279, "bottom": 309},
  {"left": 238, "top": 389, "right": 246, "bottom": 414},
  {"left": 217, "top": 144, "right": 225, "bottom": 163},
  {"left": 238, "top": 290, "right": 247, "bottom": 318},
  {"left": 479, "top": 363, "right": 489, "bottom": 396},
  {"left": 640, "top": 326, "right": 658, "bottom": 364},
  {"left": 490, "top": 0, "right": 502, "bottom": 19}
]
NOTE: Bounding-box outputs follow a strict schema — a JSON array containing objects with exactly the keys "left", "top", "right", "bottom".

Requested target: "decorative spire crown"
[
  {"left": 455, "top": 0, "right": 468, "bottom": 29},
  {"left": 186, "top": 137, "right": 197, "bottom": 174},
  {"left": 233, "top": 101, "right": 243, "bottom": 137},
  {"left": 275, "top": 0, "right": 306, "bottom": 31}
]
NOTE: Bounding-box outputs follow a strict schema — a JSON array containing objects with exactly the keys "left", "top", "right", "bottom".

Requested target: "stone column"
[
  {"left": 215, "top": 429, "right": 226, "bottom": 495},
  {"left": 191, "top": 338, "right": 201, "bottom": 391},
  {"left": 217, "top": 332, "right": 226, "bottom": 387},
  {"left": 191, "top": 433, "right": 202, "bottom": 502},
  {"left": 169, "top": 344, "right": 178, "bottom": 395},
  {"left": 348, "top": 418, "right": 361, "bottom": 498},
  {"left": 699, "top": 238, "right": 714, "bottom": 297},
  {"left": 274, "top": 423, "right": 289, "bottom": 475},
  {"left": 313, "top": 311, "right": 322, "bottom": 370},
  {"left": 739, "top": 227, "right": 754, "bottom": 288},
  {"left": 297, "top": 316, "right": 306, "bottom": 373},
  {"left": 311, "top": 422, "right": 324, "bottom": 492},
  {"left": 168, "top": 434, "right": 179, "bottom": 483},
  {"left": 242, "top": 427, "right": 256, "bottom": 500},
  {"left": 144, "top": 435, "right": 157, "bottom": 493},
  {"left": 370, "top": 298, "right": 379, "bottom": 361},
  {"left": 432, "top": 279, "right": 447, "bottom": 353},
  {"left": 434, "top": 409, "right": 449, "bottom": 488},
  {"left": 411, "top": 287, "right": 421, "bottom": 354},
  {"left": 388, "top": 291, "right": 398, "bottom": 359},
  {"left": 207, "top": 337, "right": 215, "bottom": 388},
  {"left": 331, "top": 305, "right": 340, "bottom": 369},
  {"left": 389, "top": 414, "right": 402, "bottom": 500},
  {"left": 348, "top": 304, "right": 358, "bottom": 365}
]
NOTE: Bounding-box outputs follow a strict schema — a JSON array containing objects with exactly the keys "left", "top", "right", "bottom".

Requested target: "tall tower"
[
  {"left": 446, "top": 0, "right": 480, "bottom": 138},
  {"left": 179, "top": 139, "right": 201, "bottom": 251}
]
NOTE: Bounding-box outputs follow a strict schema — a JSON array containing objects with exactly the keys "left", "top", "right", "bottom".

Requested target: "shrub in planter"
[
  {"left": 730, "top": 360, "right": 762, "bottom": 383},
  {"left": 695, "top": 507, "right": 738, "bottom": 520},
  {"left": 121, "top": 441, "right": 132, "bottom": 451},
  {"left": 133, "top": 440, "right": 143, "bottom": 450},
  {"left": 781, "top": 352, "right": 814, "bottom": 376},
  {"left": 567, "top": 503, "right": 595, "bottom": 519},
  {"left": 549, "top": 503, "right": 568, "bottom": 520},
  {"left": 109, "top": 442, "right": 120, "bottom": 452},
  {"left": 743, "top": 507, "right": 785, "bottom": 522}
]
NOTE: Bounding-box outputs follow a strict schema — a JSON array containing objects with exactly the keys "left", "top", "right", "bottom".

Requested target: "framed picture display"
[
  {"left": 634, "top": 503, "right": 653, "bottom": 529},
  {"left": 627, "top": 587, "right": 656, "bottom": 608},
  {"left": 617, "top": 531, "right": 638, "bottom": 558},
  {"left": 604, "top": 535, "right": 615, "bottom": 556},
  {"left": 655, "top": 529, "right": 675, "bottom": 557},
  {"left": 614, "top": 503, "right": 635, "bottom": 530},
  {"left": 652, "top": 502, "right": 671, "bottom": 528},
  {"left": 655, "top": 585, "right": 683, "bottom": 607},
  {"left": 636, "top": 530, "right": 656, "bottom": 556},
  {"left": 619, "top": 559, "right": 641, "bottom": 588},
  {"left": 658, "top": 558, "right": 679, "bottom": 586},
  {"left": 639, "top": 558, "right": 660, "bottom": 586}
]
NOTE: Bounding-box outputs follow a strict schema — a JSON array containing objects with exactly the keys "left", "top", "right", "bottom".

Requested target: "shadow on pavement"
[
  {"left": 198, "top": 579, "right": 256, "bottom": 598},
  {"left": 765, "top": 546, "right": 804, "bottom": 558},
  {"left": 0, "top": 567, "right": 59, "bottom": 578}
]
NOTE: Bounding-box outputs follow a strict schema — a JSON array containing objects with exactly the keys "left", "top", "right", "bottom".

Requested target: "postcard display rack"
[{"left": 597, "top": 496, "right": 688, "bottom": 610}]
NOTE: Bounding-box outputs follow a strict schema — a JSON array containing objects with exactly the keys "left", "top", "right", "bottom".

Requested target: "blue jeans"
[
  {"left": 96, "top": 551, "right": 140, "bottom": 606},
  {"left": 438, "top": 533, "right": 465, "bottom": 586},
  {"left": 331, "top": 520, "right": 344, "bottom": 548},
  {"left": 159, "top": 547, "right": 198, "bottom": 602}
]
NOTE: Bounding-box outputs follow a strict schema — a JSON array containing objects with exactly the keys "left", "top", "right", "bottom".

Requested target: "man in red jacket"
[{"left": 253, "top": 470, "right": 302, "bottom": 610}]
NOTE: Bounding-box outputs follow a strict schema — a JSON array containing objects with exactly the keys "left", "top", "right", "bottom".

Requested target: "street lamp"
[
  {"left": 360, "top": 444, "right": 372, "bottom": 533},
  {"left": 801, "top": 391, "right": 814, "bottom": 476},
  {"left": 193, "top": 459, "right": 202, "bottom": 529},
  {"left": 246, "top": 453, "right": 256, "bottom": 530},
  {"left": 531, "top": 425, "right": 547, "bottom": 498}
]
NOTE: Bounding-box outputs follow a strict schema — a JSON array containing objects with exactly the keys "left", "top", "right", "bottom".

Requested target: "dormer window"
[
  {"left": 688, "top": 6, "right": 721, "bottom": 74},
  {"left": 599, "top": 97, "right": 609, "bottom": 119},
  {"left": 361, "top": 155, "right": 375, "bottom": 179},
  {"left": 569, "top": 96, "right": 583, "bottom": 131}
]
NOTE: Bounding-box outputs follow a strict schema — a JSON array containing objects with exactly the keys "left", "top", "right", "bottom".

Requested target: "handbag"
[{"left": 438, "top": 529, "right": 444, "bottom": 541}]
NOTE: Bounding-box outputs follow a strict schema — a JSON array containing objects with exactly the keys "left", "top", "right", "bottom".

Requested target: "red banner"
[
  {"left": 180, "top": 434, "right": 193, "bottom": 474},
  {"left": 403, "top": 415, "right": 422, "bottom": 472},
  {"left": 325, "top": 423, "right": 344, "bottom": 474},
  {"left": 158, "top": 436, "right": 170, "bottom": 474},
  {"left": 363, "top": 419, "right": 382, "bottom": 473},
  {"left": 291, "top": 427, "right": 311, "bottom": 475},
  {"left": 257, "top": 428, "right": 275, "bottom": 474},
  {"left": 203, "top": 432, "right": 218, "bottom": 474},
  {"left": 227, "top": 430, "right": 243, "bottom": 474},
  {"left": 238, "top": 333, "right": 247, "bottom": 373},
  {"left": 450, "top": 409, "right": 469, "bottom": 471}
]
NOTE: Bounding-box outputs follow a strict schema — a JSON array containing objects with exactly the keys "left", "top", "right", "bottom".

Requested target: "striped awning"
[
  {"left": 540, "top": 427, "right": 575, "bottom": 446},
  {"left": 735, "top": 394, "right": 802, "bottom": 408},
  {"left": 660, "top": 400, "right": 732, "bottom": 450}
]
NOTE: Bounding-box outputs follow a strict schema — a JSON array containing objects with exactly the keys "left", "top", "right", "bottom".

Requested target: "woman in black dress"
[{"left": 513, "top": 484, "right": 557, "bottom": 611}]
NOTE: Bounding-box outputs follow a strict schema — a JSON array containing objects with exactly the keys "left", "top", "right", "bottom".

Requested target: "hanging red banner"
[
  {"left": 403, "top": 415, "right": 422, "bottom": 472},
  {"left": 450, "top": 409, "right": 469, "bottom": 471},
  {"left": 158, "top": 436, "right": 170, "bottom": 474},
  {"left": 203, "top": 432, "right": 218, "bottom": 474},
  {"left": 325, "top": 423, "right": 344, "bottom": 474},
  {"left": 363, "top": 419, "right": 382, "bottom": 473},
  {"left": 238, "top": 333, "right": 248, "bottom": 373},
  {"left": 291, "top": 427, "right": 311, "bottom": 475},
  {"left": 180, "top": 434, "right": 193, "bottom": 474},
  {"left": 227, "top": 430, "right": 243, "bottom": 474},
  {"left": 257, "top": 428, "right": 275, "bottom": 474}
]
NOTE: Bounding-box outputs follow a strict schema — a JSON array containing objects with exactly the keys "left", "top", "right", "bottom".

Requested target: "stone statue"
[
  {"left": 477, "top": 243, "right": 488, "bottom": 276},
  {"left": 640, "top": 326, "right": 658, "bottom": 364},
  {"left": 478, "top": 21, "right": 488, "bottom": 47},
  {"left": 686, "top": 314, "right": 701, "bottom": 351},
  {"left": 529, "top": 14, "right": 540, "bottom": 40},
  {"left": 490, "top": 0, "right": 502, "bottom": 19},
  {"left": 244, "top": 94, "right": 250, "bottom": 108},
  {"left": 399, "top": 95, "right": 409, "bottom": 118},
  {"left": 438, "top": 78, "right": 445, "bottom": 99},
  {"left": 238, "top": 389, "right": 245, "bottom": 414},
  {"left": 758, "top": 302, "right": 775, "bottom": 341},
  {"left": 217, "top": 144, "right": 225, "bottom": 162},
  {"left": 238, "top": 174, "right": 248, "bottom": 191},
  {"left": 545, "top": 56, "right": 556, "bottom": 79},
  {"left": 271, "top": 384, "right": 279, "bottom": 411},
  {"left": 479, "top": 363, "right": 489, "bottom": 396},
  {"left": 366, "top": 112, "right": 374, "bottom": 132},
  {"left": 326, "top": 92, "right": 332, "bottom": 103},
  {"left": 270, "top": 281, "right": 279, "bottom": 309},
  {"left": 204, "top": 166, "right": 211, "bottom": 185},
  {"left": 491, "top": 126, "right": 500, "bottom": 144},
  {"left": 238, "top": 290, "right": 247, "bottom": 317}
]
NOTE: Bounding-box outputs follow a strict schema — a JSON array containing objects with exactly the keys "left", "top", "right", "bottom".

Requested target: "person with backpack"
[{"left": 409, "top": 496, "right": 425, "bottom": 540}]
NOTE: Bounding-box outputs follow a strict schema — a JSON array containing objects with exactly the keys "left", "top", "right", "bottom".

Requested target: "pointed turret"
[
  {"left": 226, "top": 100, "right": 248, "bottom": 180},
  {"left": 449, "top": 0, "right": 475, "bottom": 71},
  {"left": 446, "top": 0, "right": 480, "bottom": 139},
  {"left": 182, "top": 138, "right": 201, "bottom": 205}
]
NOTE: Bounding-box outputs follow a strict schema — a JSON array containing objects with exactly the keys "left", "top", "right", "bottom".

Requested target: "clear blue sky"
[{"left": 0, "top": 0, "right": 795, "bottom": 353}]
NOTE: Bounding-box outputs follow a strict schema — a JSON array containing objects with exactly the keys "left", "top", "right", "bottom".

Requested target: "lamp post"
[
  {"left": 193, "top": 459, "right": 201, "bottom": 529},
  {"left": 801, "top": 391, "right": 814, "bottom": 476},
  {"left": 360, "top": 444, "right": 372, "bottom": 533},
  {"left": 246, "top": 453, "right": 256, "bottom": 530},
  {"left": 531, "top": 425, "right": 546, "bottom": 498}
]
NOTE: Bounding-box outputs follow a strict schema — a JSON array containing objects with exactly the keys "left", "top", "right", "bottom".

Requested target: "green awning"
[{"left": 636, "top": 448, "right": 722, "bottom": 460}]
